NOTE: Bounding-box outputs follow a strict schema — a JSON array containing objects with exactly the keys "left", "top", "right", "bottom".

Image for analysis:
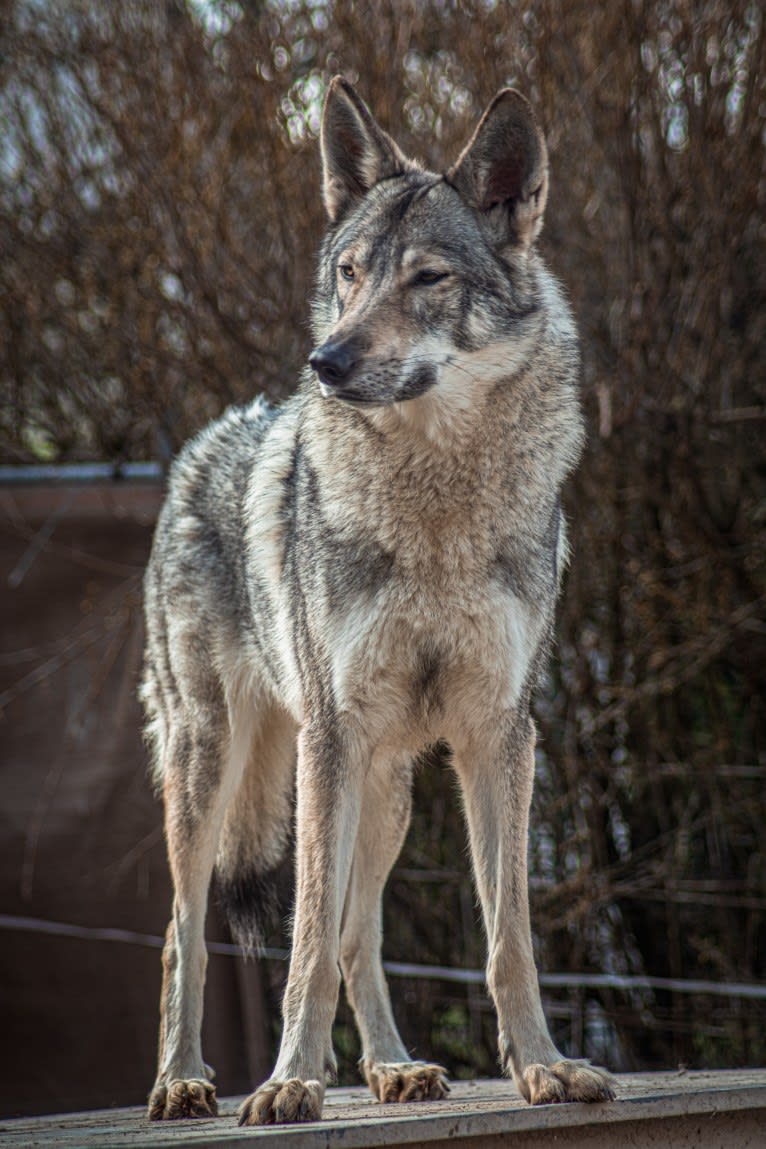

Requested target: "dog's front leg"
[
  {"left": 239, "top": 721, "right": 362, "bottom": 1126},
  {"left": 455, "top": 717, "right": 615, "bottom": 1105}
]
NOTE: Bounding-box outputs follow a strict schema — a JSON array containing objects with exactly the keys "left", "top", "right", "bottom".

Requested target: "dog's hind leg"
[
  {"left": 341, "top": 757, "right": 449, "bottom": 1104},
  {"left": 148, "top": 674, "right": 255, "bottom": 1121},
  {"left": 454, "top": 717, "right": 615, "bottom": 1106}
]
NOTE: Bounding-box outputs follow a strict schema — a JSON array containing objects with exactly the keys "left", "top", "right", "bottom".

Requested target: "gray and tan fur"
[{"left": 142, "top": 76, "right": 614, "bottom": 1125}]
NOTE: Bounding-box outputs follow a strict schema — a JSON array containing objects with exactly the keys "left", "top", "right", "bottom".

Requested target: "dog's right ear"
[{"left": 320, "top": 77, "right": 409, "bottom": 223}]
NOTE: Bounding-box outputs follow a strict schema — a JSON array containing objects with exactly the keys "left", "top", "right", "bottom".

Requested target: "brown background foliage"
[{"left": 1, "top": 0, "right": 765, "bottom": 1103}]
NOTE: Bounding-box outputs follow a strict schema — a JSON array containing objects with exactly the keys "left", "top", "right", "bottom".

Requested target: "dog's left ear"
[
  {"left": 320, "top": 76, "right": 409, "bottom": 223},
  {"left": 448, "top": 89, "right": 548, "bottom": 249}
]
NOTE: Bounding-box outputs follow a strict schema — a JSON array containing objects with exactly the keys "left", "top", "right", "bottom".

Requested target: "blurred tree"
[{"left": 1, "top": 0, "right": 764, "bottom": 1078}]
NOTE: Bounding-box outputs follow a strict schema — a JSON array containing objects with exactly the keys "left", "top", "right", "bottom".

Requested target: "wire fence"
[{"left": 3, "top": 913, "right": 765, "bottom": 1001}]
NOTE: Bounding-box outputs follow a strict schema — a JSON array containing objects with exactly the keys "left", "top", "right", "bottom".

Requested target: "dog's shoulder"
[{"left": 146, "top": 395, "right": 286, "bottom": 603}]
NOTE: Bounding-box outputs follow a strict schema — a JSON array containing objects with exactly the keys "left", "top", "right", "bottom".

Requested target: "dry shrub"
[{"left": 2, "top": 0, "right": 764, "bottom": 1072}]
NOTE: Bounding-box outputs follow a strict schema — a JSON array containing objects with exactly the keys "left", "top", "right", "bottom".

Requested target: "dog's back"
[{"left": 143, "top": 394, "right": 276, "bottom": 785}]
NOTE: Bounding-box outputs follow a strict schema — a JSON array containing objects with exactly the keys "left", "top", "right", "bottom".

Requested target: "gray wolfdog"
[{"left": 142, "top": 76, "right": 615, "bottom": 1125}]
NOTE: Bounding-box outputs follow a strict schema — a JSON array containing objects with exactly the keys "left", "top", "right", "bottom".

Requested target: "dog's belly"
[{"left": 328, "top": 581, "right": 545, "bottom": 752}]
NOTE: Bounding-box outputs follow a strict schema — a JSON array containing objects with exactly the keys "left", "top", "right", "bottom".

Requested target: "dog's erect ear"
[
  {"left": 448, "top": 89, "right": 548, "bottom": 249},
  {"left": 320, "top": 76, "right": 409, "bottom": 223}
]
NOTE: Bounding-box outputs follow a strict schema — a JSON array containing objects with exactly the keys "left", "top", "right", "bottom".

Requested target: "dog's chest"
[
  {"left": 323, "top": 519, "right": 545, "bottom": 749},
  {"left": 300, "top": 419, "right": 555, "bottom": 745}
]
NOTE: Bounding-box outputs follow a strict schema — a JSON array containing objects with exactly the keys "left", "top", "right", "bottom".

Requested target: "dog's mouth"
[
  {"left": 316, "top": 363, "right": 438, "bottom": 407},
  {"left": 317, "top": 382, "right": 388, "bottom": 407}
]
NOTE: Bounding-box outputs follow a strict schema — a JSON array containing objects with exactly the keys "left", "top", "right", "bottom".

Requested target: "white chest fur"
[
  {"left": 301, "top": 398, "right": 557, "bottom": 754},
  {"left": 326, "top": 554, "right": 545, "bottom": 756}
]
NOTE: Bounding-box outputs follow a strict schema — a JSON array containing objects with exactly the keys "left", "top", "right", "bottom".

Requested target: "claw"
[
  {"left": 147, "top": 1078, "right": 217, "bottom": 1121},
  {"left": 363, "top": 1060, "right": 450, "bottom": 1104},
  {"left": 521, "top": 1059, "right": 615, "bottom": 1105},
  {"left": 239, "top": 1078, "right": 324, "bottom": 1125}
]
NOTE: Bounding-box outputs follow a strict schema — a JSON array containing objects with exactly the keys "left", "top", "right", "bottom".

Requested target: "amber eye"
[
  {"left": 414, "top": 269, "right": 448, "bottom": 286},
  {"left": 339, "top": 263, "right": 355, "bottom": 281}
]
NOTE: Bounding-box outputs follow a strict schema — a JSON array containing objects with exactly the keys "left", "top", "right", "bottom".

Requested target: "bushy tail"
[
  {"left": 214, "top": 859, "right": 292, "bottom": 955},
  {"left": 212, "top": 708, "right": 297, "bottom": 954}
]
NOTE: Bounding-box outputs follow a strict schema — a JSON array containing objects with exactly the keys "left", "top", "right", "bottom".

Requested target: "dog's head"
[{"left": 309, "top": 77, "right": 555, "bottom": 427}]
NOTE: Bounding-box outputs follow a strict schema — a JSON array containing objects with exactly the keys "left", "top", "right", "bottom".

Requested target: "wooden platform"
[{"left": 2, "top": 1071, "right": 764, "bottom": 1149}]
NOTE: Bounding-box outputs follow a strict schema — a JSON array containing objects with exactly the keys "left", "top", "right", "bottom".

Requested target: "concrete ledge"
[{"left": 1, "top": 1071, "right": 765, "bottom": 1149}]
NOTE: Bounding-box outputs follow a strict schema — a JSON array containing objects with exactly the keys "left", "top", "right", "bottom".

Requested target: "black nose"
[{"left": 309, "top": 341, "right": 356, "bottom": 388}]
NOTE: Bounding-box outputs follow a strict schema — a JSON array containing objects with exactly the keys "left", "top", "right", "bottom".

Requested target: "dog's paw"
[
  {"left": 147, "top": 1077, "right": 218, "bottom": 1120},
  {"left": 521, "top": 1059, "right": 615, "bottom": 1105},
  {"left": 238, "top": 1078, "right": 324, "bottom": 1125},
  {"left": 363, "top": 1059, "right": 450, "bottom": 1103}
]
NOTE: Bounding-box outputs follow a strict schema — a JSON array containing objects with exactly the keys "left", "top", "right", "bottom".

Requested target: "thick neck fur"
[{"left": 299, "top": 317, "right": 582, "bottom": 576}]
